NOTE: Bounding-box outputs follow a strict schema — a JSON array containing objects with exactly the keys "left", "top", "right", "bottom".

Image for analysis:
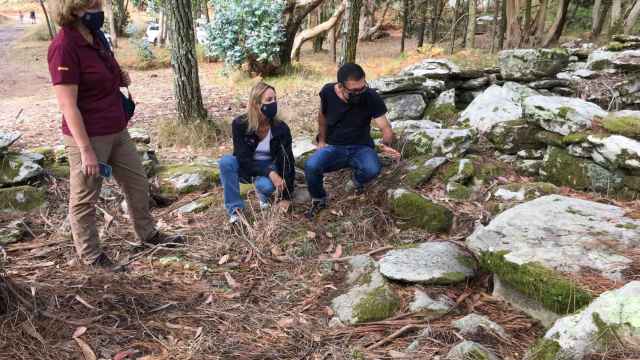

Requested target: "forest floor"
[{"left": 0, "top": 14, "right": 635, "bottom": 360}]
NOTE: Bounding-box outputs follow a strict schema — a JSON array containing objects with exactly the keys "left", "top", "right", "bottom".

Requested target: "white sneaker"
[
  {"left": 229, "top": 214, "right": 240, "bottom": 224},
  {"left": 259, "top": 200, "right": 271, "bottom": 210}
]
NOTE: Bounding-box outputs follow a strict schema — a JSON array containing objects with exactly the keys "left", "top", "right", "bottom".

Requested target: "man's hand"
[
  {"left": 269, "top": 171, "right": 285, "bottom": 192},
  {"left": 380, "top": 144, "right": 401, "bottom": 159},
  {"left": 120, "top": 69, "right": 131, "bottom": 87},
  {"left": 80, "top": 146, "right": 99, "bottom": 177},
  {"left": 317, "top": 140, "right": 327, "bottom": 149},
  {"left": 275, "top": 200, "right": 291, "bottom": 213}
]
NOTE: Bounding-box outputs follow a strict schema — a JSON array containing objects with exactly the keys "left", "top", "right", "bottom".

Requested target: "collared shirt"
[{"left": 48, "top": 26, "right": 127, "bottom": 137}]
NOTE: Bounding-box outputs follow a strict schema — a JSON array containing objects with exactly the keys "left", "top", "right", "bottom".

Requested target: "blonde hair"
[
  {"left": 51, "top": 0, "right": 97, "bottom": 27},
  {"left": 246, "top": 82, "right": 277, "bottom": 133}
]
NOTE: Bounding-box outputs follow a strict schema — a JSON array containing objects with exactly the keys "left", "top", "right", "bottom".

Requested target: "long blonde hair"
[
  {"left": 246, "top": 82, "right": 277, "bottom": 133},
  {"left": 51, "top": 0, "right": 98, "bottom": 26}
]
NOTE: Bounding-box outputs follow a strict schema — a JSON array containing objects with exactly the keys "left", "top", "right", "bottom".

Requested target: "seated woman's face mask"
[{"left": 261, "top": 102, "right": 278, "bottom": 119}]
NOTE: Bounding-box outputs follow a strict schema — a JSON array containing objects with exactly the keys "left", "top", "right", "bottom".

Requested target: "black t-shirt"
[{"left": 320, "top": 83, "right": 387, "bottom": 147}]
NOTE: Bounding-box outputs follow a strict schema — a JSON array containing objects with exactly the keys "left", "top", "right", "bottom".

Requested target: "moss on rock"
[
  {"left": 29, "top": 147, "right": 56, "bottom": 165},
  {"left": 562, "top": 132, "right": 591, "bottom": 145},
  {"left": 403, "top": 156, "right": 447, "bottom": 188},
  {"left": 389, "top": 189, "right": 453, "bottom": 232},
  {"left": 479, "top": 251, "right": 593, "bottom": 314},
  {"left": 439, "top": 158, "right": 475, "bottom": 184},
  {"left": 426, "top": 103, "right": 459, "bottom": 126},
  {"left": 527, "top": 338, "right": 561, "bottom": 360},
  {"left": 0, "top": 186, "right": 46, "bottom": 212},
  {"left": 536, "top": 131, "right": 564, "bottom": 147},
  {"left": 602, "top": 115, "right": 640, "bottom": 139},
  {"left": 352, "top": 285, "right": 401, "bottom": 323},
  {"left": 156, "top": 164, "right": 220, "bottom": 197},
  {"left": 446, "top": 182, "right": 474, "bottom": 200}
]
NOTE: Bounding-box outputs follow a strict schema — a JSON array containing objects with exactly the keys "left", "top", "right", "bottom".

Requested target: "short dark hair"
[{"left": 337, "top": 63, "right": 366, "bottom": 83}]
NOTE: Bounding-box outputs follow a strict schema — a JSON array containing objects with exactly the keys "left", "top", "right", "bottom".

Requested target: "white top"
[{"left": 254, "top": 129, "right": 272, "bottom": 161}]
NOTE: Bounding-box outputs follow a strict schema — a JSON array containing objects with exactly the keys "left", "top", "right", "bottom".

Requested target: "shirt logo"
[{"left": 57, "top": 66, "right": 69, "bottom": 71}]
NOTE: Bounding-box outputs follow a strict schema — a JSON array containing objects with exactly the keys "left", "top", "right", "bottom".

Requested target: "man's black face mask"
[{"left": 342, "top": 81, "right": 368, "bottom": 105}]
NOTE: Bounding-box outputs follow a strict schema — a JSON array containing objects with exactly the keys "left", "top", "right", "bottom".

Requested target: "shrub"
[{"left": 204, "top": 0, "right": 286, "bottom": 74}]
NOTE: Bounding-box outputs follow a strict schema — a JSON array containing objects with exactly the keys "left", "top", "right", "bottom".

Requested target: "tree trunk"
[
  {"left": 611, "top": 0, "right": 623, "bottom": 34},
  {"left": 490, "top": 0, "right": 500, "bottom": 52},
  {"left": 159, "top": 9, "right": 167, "bottom": 46},
  {"left": 292, "top": 0, "right": 347, "bottom": 61},
  {"left": 279, "top": 0, "right": 326, "bottom": 69},
  {"left": 529, "top": 0, "right": 548, "bottom": 46},
  {"left": 203, "top": 0, "right": 210, "bottom": 23},
  {"left": 431, "top": 0, "right": 445, "bottom": 43},
  {"left": 339, "top": 0, "right": 363, "bottom": 65},
  {"left": 401, "top": 0, "right": 409, "bottom": 52},
  {"left": 39, "top": 0, "right": 55, "bottom": 40},
  {"left": 167, "top": 0, "right": 207, "bottom": 123},
  {"left": 359, "top": 0, "right": 391, "bottom": 40},
  {"left": 465, "top": 0, "right": 476, "bottom": 48},
  {"left": 330, "top": 19, "right": 340, "bottom": 62},
  {"left": 105, "top": 0, "right": 118, "bottom": 48},
  {"left": 624, "top": 0, "right": 640, "bottom": 34},
  {"left": 498, "top": 0, "right": 506, "bottom": 48},
  {"left": 543, "top": 0, "right": 570, "bottom": 46},
  {"left": 524, "top": 0, "right": 532, "bottom": 29},
  {"left": 592, "top": 0, "right": 611, "bottom": 39},
  {"left": 449, "top": 0, "right": 460, "bottom": 54},
  {"left": 416, "top": 0, "right": 427, "bottom": 47},
  {"left": 504, "top": 0, "right": 522, "bottom": 48}
]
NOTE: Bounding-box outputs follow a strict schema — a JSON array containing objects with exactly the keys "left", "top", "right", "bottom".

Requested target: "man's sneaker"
[
  {"left": 229, "top": 213, "right": 240, "bottom": 224},
  {"left": 144, "top": 232, "right": 185, "bottom": 247},
  {"left": 346, "top": 177, "right": 365, "bottom": 195},
  {"left": 90, "top": 253, "right": 125, "bottom": 272},
  {"left": 305, "top": 199, "right": 327, "bottom": 219}
]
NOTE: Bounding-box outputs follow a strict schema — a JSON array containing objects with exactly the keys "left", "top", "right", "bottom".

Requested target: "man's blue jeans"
[
  {"left": 304, "top": 144, "right": 381, "bottom": 200},
  {"left": 219, "top": 155, "right": 275, "bottom": 216}
]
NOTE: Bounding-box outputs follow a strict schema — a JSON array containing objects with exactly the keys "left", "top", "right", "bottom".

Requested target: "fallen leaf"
[
  {"left": 72, "top": 326, "right": 87, "bottom": 338},
  {"left": 224, "top": 272, "right": 240, "bottom": 289},
  {"left": 218, "top": 254, "right": 230, "bottom": 265},
  {"left": 113, "top": 350, "right": 139, "bottom": 360},
  {"left": 332, "top": 244, "right": 342, "bottom": 259},
  {"left": 277, "top": 318, "right": 296, "bottom": 328},
  {"left": 74, "top": 337, "right": 97, "bottom": 360}
]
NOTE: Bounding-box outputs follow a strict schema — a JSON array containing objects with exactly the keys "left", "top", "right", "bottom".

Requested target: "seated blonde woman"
[{"left": 219, "top": 82, "right": 295, "bottom": 224}]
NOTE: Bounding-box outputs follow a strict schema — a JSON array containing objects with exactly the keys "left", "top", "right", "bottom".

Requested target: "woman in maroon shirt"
[{"left": 49, "top": 0, "right": 183, "bottom": 270}]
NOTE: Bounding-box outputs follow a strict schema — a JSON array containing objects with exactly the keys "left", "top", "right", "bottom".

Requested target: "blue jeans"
[
  {"left": 304, "top": 145, "right": 381, "bottom": 200},
  {"left": 219, "top": 155, "right": 275, "bottom": 216}
]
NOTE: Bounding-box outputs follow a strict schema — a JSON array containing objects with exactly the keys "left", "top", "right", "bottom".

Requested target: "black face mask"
[
  {"left": 81, "top": 11, "right": 105, "bottom": 33},
  {"left": 261, "top": 102, "right": 278, "bottom": 119}
]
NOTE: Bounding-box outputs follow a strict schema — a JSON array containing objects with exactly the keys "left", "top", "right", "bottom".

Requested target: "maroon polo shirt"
[{"left": 48, "top": 26, "right": 127, "bottom": 137}]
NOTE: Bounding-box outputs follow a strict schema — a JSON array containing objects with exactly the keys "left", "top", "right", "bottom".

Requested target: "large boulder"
[
  {"left": 588, "top": 134, "right": 640, "bottom": 172},
  {"left": 400, "top": 128, "right": 476, "bottom": 159},
  {"left": 458, "top": 82, "right": 538, "bottom": 134},
  {"left": 388, "top": 188, "right": 453, "bottom": 232},
  {"left": 499, "top": 48, "right": 570, "bottom": 81},
  {"left": 128, "top": 128, "right": 151, "bottom": 144},
  {"left": 330, "top": 263, "right": 400, "bottom": 325},
  {"left": 610, "top": 49, "right": 640, "bottom": 70},
  {"left": 0, "top": 220, "right": 26, "bottom": 245},
  {"left": 528, "top": 282, "right": 640, "bottom": 360},
  {"left": 0, "top": 131, "right": 21, "bottom": 153},
  {"left": 467, "top": 195, "right": 640, "bottom": 325},
  {"left": 487, "top": 119, "right": 544, "bottom": 154},
  {"left": 370, "top": 76, "right": 445, "bottom": 98},
  {"left": 0, "top": 153, "right": 43, "bottom": 186},
  {"left": 586, "top": 50, "right": 617, "bottom": 70},
  {"left": 541, "top": 146, "right": 625, "bottom": 193},
  {"left": 400, "top": 59, "right": 461, "bottom": 79},
  {"left": 403, "top": 156, "right": 448, "bottom": 188},
  {"left": 523, "top": 95, "right": 608, "bottom": 135},
  {"left": 384, "top": 94, "right": 427, "bottom": 121},
  {"left": 0, "top": 186, "right": 46, "bottom": 212},
  {"left": 379, "top": 241, "right": 476, "bottom": 284},
  {"left": 156, "top": 164, "right": 220, "bottom": 197},
  {"left": 426, "top": 89, "right": 458, "bottom": 124}
]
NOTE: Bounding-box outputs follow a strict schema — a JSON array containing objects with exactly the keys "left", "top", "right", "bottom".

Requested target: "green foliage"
[
  {"left": 113, "top": 0, "right": 131, "bottom": 36},
  {"left": 204, "top": 0, "right": 285, "bottom": 70},
  {"left": 132, "top": 39, "right": 155, "bottom": 63}
]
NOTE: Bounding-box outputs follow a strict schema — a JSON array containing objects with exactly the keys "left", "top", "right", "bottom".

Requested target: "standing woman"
[
  {"left": 48, "top": 0, "right": 182, "bottom": 269},
  {"left": 219, "top": 82, "right": 295, "bottom": 224}
]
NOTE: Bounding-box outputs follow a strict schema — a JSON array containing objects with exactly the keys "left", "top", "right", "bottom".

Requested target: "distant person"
[
  {"left": 304, "top": 63, "right": 400, "bottom": 218},
  {"left": 19, "top": 11, "right": 24, "bottom": 24},
  {"left": 48, "top": 0, "right": 184, "bottom": 270},
  {"left": 218, "top": 82, "right": 295, "bottom": 224},
  {"left": 29, "top": 10, "right": 35, "bottom": 24}
]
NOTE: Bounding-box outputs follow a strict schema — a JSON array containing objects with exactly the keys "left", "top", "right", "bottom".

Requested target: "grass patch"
[
  {"left": 117, "top": 39, "right": 171, "bottom": 71},
  {"left": 21, "top": 23, "right": 54, "bottom": 42},
  {"left": 158, "top": 118, "right": 227, "bottom": 149}
]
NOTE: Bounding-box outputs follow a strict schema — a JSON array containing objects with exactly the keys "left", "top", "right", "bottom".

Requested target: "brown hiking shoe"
[{"left": 144, "top": 232, "right": 186, "bottom": 247}]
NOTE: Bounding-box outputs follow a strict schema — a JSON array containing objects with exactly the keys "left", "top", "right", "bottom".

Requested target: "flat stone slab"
[
  {"left": 467, "top": 195, "right": 640, "bottom": 320},
  {"left": 379, "top": 241, "right": 476, "bottom": 284},
  {"left": 0, "top": 131, "right": 22, "bottom": 151}
]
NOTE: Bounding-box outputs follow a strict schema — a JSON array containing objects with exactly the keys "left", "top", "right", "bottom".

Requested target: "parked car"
[{"left": 145, "top": 23, "right": 161, "bottom": 45}]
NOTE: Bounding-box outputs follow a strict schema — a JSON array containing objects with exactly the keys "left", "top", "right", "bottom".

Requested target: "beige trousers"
[{"left": 65, "top": 130, "right": 157, "bottom": 264}]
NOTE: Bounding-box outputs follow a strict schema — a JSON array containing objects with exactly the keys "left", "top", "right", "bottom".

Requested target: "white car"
[{"left": 145, "top": 23, "right": 161, "bottom": 44}]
